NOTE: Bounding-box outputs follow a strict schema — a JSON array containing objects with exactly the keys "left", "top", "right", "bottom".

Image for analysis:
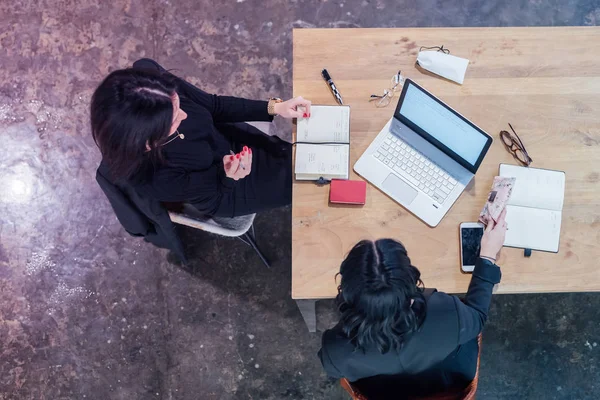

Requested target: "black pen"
[{"left": 321, "top": 69, "right": 344, "bottom": 105}]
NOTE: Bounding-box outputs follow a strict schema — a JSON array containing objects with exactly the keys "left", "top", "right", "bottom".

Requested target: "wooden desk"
[{"left": 292, "top": 27, "right": 600, "bottom": 331}]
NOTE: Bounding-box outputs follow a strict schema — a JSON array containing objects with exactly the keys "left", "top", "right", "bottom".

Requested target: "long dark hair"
[
  {"left": 90, "top": 68, "right": 177, "bottom": 182},
  {"left": 336, "top": 239, "right": 427, "bottom": 354}
]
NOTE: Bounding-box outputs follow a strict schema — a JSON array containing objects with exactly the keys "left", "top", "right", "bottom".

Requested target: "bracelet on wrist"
[
  {"left": 267, "top": 97, "right": 282, "bottom": 116},
  {"left": 480, "top": 256, "right": 496, "bottom": 262}
]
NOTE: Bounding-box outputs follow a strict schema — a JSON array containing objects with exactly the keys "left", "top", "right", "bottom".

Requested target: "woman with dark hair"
[
  {"left": 91, "top": 58, "right": 310, "bottom": 217},
  {"left": 319, "top": 209, "right": 508, "bottom": 399}
]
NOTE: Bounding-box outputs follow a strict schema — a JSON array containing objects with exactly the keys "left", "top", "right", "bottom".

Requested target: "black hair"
[
  {"left": 90, "top": 68, "right": 178, "bottom": 182},
  {"left": 336, "top": 239, "right": 427, "bottom": 354}
]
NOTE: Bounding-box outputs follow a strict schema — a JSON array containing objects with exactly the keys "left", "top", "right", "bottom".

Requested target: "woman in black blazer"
[
  {"left": 319, "top": 209, "right": 508, "bottom": 399},
  {"left": 91, "top": 58, "right": 311, "bottom": 217}
]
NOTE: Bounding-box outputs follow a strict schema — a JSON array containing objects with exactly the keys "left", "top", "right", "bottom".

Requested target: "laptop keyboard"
[{"left": 374, "top": 133, "right": 457, "bottom": 204}]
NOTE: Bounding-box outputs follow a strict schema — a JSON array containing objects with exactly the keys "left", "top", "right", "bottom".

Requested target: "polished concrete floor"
[{"left": 1, "top": 1, "right": 600, "bottom": 399}]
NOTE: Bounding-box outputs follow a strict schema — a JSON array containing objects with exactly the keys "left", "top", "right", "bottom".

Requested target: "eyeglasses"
[
  {"left": 369, "top": 70, "right": 404, "bottom": 108},
  {"left": 419, "top": 45, "right": 450, "bottom": 54},
  {"left": 500, "top": 123, "right": 533, "bottom": 166}
]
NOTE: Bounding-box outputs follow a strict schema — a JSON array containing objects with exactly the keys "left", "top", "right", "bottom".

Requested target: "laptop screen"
[{"left": 396, "top": 80, "right": 492, "bottom": 173}]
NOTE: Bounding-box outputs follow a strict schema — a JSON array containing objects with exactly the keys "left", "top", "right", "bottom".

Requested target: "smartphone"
[{"left": 460, "top": 222, "right": 484, "bottom": 272}]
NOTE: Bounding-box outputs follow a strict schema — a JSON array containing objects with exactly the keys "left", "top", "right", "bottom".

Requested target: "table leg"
[{"left": 296, "top": 299, "right": 317, "bottom": 333}]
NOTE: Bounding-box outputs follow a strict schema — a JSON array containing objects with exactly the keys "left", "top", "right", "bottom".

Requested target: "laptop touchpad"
[{"left": 382, "top": 173, "right": 418, "bottom": 205}]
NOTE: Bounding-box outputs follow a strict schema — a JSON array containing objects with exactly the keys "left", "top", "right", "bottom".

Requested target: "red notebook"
[{"left": 329, "top": 179, "right": 367, "bottom": 205}]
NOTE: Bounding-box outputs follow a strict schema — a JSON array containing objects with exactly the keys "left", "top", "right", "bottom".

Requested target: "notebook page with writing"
[
  {"left": 294, "top": 145, "right": 349, "bottom": 180},
  {"left": 295, "top": 105, "right": 350, "bottom": 180},
  {"left": 296, "top": 106, "right": 350, "bottom": 143},
  {"left": 504, "top": 205, "right": 562, "bottom": 252},
  {"left": 500, "top": 164, "right": 565, "bottom": 211},
  {"left": 499, "top": 164, "right": 565, "bottom": 253}
]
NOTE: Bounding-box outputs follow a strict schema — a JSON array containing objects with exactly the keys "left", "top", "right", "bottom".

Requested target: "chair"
[
  {"left": 167, "top": 203, "right": 271, "bottom": 268},
  {"left": 164, "top": 121, "right": 274, "bottom": 268},
  {"left": 340, "top": 335, "right": 482, "bottom": 400}
]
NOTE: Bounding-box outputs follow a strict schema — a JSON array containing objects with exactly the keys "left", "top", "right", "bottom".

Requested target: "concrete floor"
[{"left": 1, "top": 1, "right": 599, "bottom": 399}]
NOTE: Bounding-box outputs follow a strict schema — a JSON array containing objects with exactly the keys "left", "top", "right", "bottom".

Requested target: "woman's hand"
[
  {"left": 274, "top": 96, "right": 312, "bottom": 119},
  {"left": 480, "top": 208, "right": 508, "bottom": 261},
  {"left": 223, "top": 146, "right": 252, "bottom": 181}
]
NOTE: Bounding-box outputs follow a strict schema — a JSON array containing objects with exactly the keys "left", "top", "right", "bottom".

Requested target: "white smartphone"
[{"left": 460, "top": 222, "right": 485, "bottom": 272}]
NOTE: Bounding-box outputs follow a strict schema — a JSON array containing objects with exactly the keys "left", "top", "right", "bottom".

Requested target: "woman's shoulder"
[
  {"left": 319, "top": 325, "right": 364, "bottom": 378},
  {"left": 425, "top": 291, "right": 461, "bottom": 319},
  {"left": 179, "top": 94, "right": 211, "bottom": 118},
  {"left": 320, "top": 324, "right": 381, "bottom": 363},
  {"left": 322, "top": 323, "right": 348, "bottom": 344},
  {"left": 321, "top": 324, "right": 356, "bottom": 356},
  {"left": 428, "top": 291, "right": 459, "bottom": 308},
  {"left": 418, "top": 291, "right": 461, "bottom": 336}
]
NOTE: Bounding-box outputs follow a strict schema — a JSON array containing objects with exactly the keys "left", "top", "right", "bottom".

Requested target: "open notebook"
[
  {"left": 499, "top": 164, "right": 566, "bottom": 253},
  {"left": 294, "top": 105, "right": 350, "bottom": 181}
]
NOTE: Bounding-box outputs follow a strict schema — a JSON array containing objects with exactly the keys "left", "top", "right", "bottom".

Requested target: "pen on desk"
[
  {"left": 230, "top": 150, "right": 246, "bottom": 170},
  {"left": 321, "top": 68, "right": 344, "bottom": 105}
]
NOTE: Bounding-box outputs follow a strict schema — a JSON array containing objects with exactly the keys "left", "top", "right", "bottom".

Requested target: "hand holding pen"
[{"left": 223, "top": 146, "right": 252, "bottom": 181}]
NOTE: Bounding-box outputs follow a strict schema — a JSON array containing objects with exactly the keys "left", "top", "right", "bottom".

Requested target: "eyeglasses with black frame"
[
  {"left": 369, "top": 70, "right": 404, "bottom": 108},
  {"left": 500, "top": 123, "right": 533, "bottom": 167},
  {"left": 419, "top": 45, "right": 450, "bottom": 54}
]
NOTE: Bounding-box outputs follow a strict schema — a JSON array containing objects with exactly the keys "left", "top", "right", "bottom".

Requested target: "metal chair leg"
[{"left": 240, "top": 229, "right": 271, "bottom": 269}]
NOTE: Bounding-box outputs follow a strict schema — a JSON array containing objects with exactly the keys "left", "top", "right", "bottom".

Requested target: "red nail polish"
[
  {"left": 303, "top": 113, "right": 308, "bottom": 118},
  {"left": 230, "top": 155, "right": 235, "bottom": 160},
  {"left": 249, "top": 148, "right": 252, "bottom": 154},
  {"left": 236, "top": 154, "right": 240, "bottom": 159},
  {"left": 243, "top": 146, "right": 248, "bottom": 151},
  {"left": 241, "top": 152, "right": 245, "bottom": 156}
]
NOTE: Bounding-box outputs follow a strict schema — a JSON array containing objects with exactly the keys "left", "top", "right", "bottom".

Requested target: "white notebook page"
[
  {"left": 295, "top": 105, "right": 350, "bottom": 179},
  {"left": 294, "top": 144, "right": 349, "bottom": 178},
  {"left": 504, "top": 205, "right": 562, "bottom": 252},
  {"left": 499, "top": 164, "right": 565, "bottom": 252},
  {"left": 500, "top": 164, "right": 565, "bottom": 211},
  {"left": 296, "top": 106, "right": 350, "bottom": 143}
]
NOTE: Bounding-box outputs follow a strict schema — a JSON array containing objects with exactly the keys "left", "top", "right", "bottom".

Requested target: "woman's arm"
[
  {"left": 453, "top": 257, "right": 501, "bottom": 345},
  {"left": 179, "top": 81, "right": 311, "bottom": 123},
  {"left": 176, "top": 76, "right": 273, "bottom": 123},
  {"left": 132, "top": 59, "right": 273, "bottom": 123},
  {"left": 131, "top": 59, "right": 310, "bottom": 122},
  {"left": 132, "top": 58, "right": 310, "bottom": 122},
  {"left": 453, "top": 208, "right": 508, "bottom": 344},
  {"left": 172, "top": 73, "right": 311, "bottom": 122},
  {"left": 172, "top": 164, "right": 239, "bottom": 216}
]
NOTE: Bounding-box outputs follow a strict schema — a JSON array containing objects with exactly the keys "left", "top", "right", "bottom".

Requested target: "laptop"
[{"left": 354, "top": 78, "right": 493, "bottom": 227}]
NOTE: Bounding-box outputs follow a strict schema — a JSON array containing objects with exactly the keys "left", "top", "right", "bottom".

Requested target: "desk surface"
[{"left": 291, "top": 27, "right": 600, "bottom": 300}]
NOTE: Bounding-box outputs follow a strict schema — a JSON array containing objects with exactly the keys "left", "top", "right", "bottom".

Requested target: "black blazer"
[
  {"left": 318, "top": 258, "right": 501, "bottom": 397},
  {"left": 96, "top": 161, "right": 187, "bottom": 263},
  {"left": 131, "top": 58, "right": 274, "bottom": 216}
]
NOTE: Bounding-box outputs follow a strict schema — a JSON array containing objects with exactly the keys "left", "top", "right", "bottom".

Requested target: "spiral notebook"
[
  {"left": 294, "top": 105, "right": 350, "bottom": 181},
  {"left": 499, "top": 164, "right": 566, "bottom": 253}
]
